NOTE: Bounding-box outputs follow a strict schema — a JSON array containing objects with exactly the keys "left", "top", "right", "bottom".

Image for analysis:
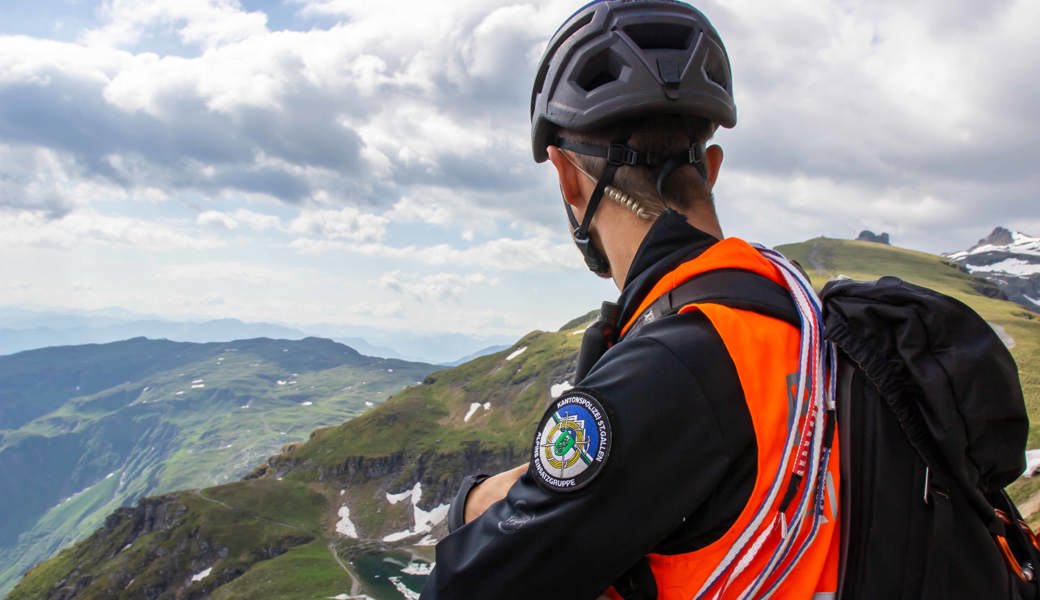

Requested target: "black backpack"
[
  {"left": 621, "top": 270, "right": 1036, "bottom": 599},
  {"left": 823, "top": 276, "right": 1035, "bottom": 600}
]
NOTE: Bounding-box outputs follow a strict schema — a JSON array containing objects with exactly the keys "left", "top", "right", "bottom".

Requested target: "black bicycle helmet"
[
  {"left": 532, "top": 0, "right": 735, "bottom": 278},
  {"left": 530, "top": 0, "right": 736, "bottom": 163}
]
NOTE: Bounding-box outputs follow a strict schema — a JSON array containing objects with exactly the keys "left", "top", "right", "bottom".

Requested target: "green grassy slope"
[
  {"left": 11, "top": 326, "right": 586, "bottom": 600},
  {"left": 0, "top": 337, "right": 434, "bottom": 597},
  {"left": 12, "top": 237, "right": 1040, "bottom": 599},
  {"left": 778, "top": 238, "right": 1040, "bottom": 446},
  {"left": 12, "top": 479, "right": 334, "bottom": 600}
]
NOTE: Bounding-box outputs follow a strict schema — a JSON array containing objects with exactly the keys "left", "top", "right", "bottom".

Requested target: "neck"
[
  {"left": 596, "top": 204, "right": 654, "bottom": 290},
  {"left": 604, "top": 206, "right": 723, "bottom": 289},
  {"left": 679, "top": 204, "right": 724, "bottom": 240}
]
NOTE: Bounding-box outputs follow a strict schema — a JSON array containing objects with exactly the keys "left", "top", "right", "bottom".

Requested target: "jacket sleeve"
[
  {"left": 420, "top": 313, "right": 755, "bottom": 600},
  {"left": 446, "top": 474, "right": 489, "bottom": 533}
]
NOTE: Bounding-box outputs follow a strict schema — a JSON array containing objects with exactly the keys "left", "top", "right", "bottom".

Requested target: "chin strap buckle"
[{"left": 688, "top": 145, "right": 703, "bottom": 165}]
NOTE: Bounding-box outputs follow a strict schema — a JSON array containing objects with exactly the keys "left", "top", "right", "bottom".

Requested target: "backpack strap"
[
  {"left": 624, "top": 269, "right": 800, "bottom": 340},
  {"left": 611, "top": 267, "right": 802, "bottom": 600}
]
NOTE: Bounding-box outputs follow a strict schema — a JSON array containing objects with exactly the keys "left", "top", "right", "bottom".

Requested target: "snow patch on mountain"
[
  {"left": 969, "top": 259, "right": 1040, "bottom": 276},
  {"left": 463, "top": 401, "right": 491, "bottom": 422},
  {"left": 382, "top": 482, "right": 449, "bottom": 544},
  {"left": 190, "top": 567, "right": 212, "bottom": 583},
  {"left": 402, "top": 561, "right": 434, "bottom": 576},
  {"left": 506, "top": 346, "right": 527, "bottom": 361},
  {"left": 386, "top": 484, "right": 417, "bottom": 505},
  {"left": 336, "top": 505, "right": 358, "bottom": 538},
  {"left": 389, "top": 577, "right": 420, "bottom": 600},
  {"left": 551, "top": 381, "right": 573, "bottom": 399}
]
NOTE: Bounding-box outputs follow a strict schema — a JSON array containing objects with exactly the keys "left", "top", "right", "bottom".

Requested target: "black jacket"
[{"left": 421, "top": 212, "right": 758, "bottom": 599}]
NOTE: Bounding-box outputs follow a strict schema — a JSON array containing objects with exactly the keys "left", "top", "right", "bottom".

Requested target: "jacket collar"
[{"left": 616, "top": 210, "right": 720, "bottom": 330}]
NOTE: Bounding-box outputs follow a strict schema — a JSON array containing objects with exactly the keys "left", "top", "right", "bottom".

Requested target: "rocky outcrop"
[
  {"left": 977, "top": 226, "right": 1016, "bottom": 247},
  {"left": 857, "top": 230, "right": 891, "bottom": 245}
]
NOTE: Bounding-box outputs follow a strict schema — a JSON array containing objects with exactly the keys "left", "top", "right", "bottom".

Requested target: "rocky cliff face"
[{"left": 946, "top": 227, "right": 1040, "bottom": 314}]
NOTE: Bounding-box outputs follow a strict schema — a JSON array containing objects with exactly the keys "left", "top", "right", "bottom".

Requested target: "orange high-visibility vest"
[{"left": 615, "top": 237, "right": 841, "bottom": 600}]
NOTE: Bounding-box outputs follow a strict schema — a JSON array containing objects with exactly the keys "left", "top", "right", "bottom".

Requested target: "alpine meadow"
[{"left": 9, "top": 235, "right": 1040, "bottom": 600}]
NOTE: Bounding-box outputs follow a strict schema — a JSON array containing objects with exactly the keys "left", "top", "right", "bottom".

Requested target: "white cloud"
[
  {"left": 2, "top": 281, "right": 31, "bottom": 293},
  {"left": 286, "top": 237, "right": 345, "bottom": 255},
  {"left": 0, "top": 210, "right": 223, "bottom": 251},
  {"left": 2, "top": 0, "right": 1036, "bottom": 252},
  {"left": 380, "top": 271, "right": 497, "bottom": 302},
  {"left": 345, "top": 300, "right": 406, "bottom": 320},
  {"left": 154, "top": 261, "right": 288, "bottom": 284},
  {"left": 717, "top": 168, "right": 974, "bottom": 250},
  {"left": 82, "top": 0, "right": 269, "bottom": 50},
  {"left": 289, "top": 207, "right": 387, "bottom": 242},
  {"left": 231, "top": 209, "right": 283, "bottom": 231},
  {"left": 196, "top": 208, "right": 284, "bottom": 231},
  {"left": 1, "top": 0, "right": 1038, "bottom": 337},
  {"left": 290, "top": 236, "right": 579, "bottom": 272},
  {"left": 383, "top": 189, "right": 507, "bottom": 234},
  {"left": 197, "top": 210, "right": 239, "bottom": 229}
]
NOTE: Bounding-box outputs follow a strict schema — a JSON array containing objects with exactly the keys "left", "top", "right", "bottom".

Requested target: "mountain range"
[
  {"left": 0, "top": 309, "right": 513, "bottom": 366},
  {"left": 0, "top": 337, "right": 435, "bottom": 597},
  {"left": 9, "top": 232, "right": 1040, "bottom": 600},
  {"left": 945, "top": 226, "right": 1040, "bottom": 314}
]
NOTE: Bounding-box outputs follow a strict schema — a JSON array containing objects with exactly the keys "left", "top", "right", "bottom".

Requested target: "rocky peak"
[
  {"left": 857, "top": 230, "right": 890, "bottom": 245},
  {"left": 945, "top": 227, "right": 1040, "bottom": 315},
  {"left": 950, "top": 227, "right": 1040, "bottom": 261},
  {"left": 974, "top": 226, "right": 1015, "bottom": 250}
]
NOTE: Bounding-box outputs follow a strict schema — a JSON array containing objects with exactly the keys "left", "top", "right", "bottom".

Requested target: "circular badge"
[{"left": 532, "top": 390, "right": 612, "bottom": 492}]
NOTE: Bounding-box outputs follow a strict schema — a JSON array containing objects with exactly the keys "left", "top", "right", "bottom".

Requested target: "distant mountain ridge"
[
  {"left": 0, "top": 312, "right": 310, "bottom": 357},
  {"left": 13, "top": 235, "right": 1040, "bottom": 600},
  {"left": 0, "top": 336, "right": 435, "bottom": 597},
  {"left": 946, "top": 226, "right": 1040, "bottom": 313},
  {"left": 0, "top": 309, "right": 512, "bottom": 365}
]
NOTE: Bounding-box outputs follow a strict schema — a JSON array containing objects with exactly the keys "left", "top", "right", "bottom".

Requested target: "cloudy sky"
[{"left": 1, "top": 0, "right": 1037, "bottom": 340}]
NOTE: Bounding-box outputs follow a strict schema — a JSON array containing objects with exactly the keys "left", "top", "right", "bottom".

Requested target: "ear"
[
  {"left": 704, "top": 144, "right": 724, "bottom": 188},
  {"left": 547, "top": 145, "right": 587, "bottom": 210}
]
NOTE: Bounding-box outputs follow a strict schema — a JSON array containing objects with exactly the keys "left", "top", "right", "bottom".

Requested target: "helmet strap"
[
  {"left": 656, "top": 117, "right": 709, "bottom": 197},
  {"left": 556, "top": 133, "right": 652, "bottom": 278},
  {"left": 654, "top": 142, "right": 707, "bottom": 198},
  {"left": 567, "top": 159, "right": 619, "bottom": 278}
]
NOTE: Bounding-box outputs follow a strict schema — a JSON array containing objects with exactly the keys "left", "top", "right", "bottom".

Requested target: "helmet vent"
[
  {"left": 576, "top": 49, "right": 624, "bottom": 92},
  {"left": 622, "top": 23, "right": 695, "bottom": 50},
  {"left": 703, "top": 51, "right": 728, "bottom": 89}
]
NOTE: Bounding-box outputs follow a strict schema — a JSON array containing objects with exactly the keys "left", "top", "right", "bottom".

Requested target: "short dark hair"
[{"left": 560, "top": 115, "right": 715, "bottom": 219}]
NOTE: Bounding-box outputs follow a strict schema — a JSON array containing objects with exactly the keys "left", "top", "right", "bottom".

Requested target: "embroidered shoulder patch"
[{"left": 532, "top": 390, "right": 612, "bottom": 492}]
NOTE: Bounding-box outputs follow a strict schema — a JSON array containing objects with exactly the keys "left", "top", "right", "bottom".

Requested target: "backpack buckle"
[{"left": 995, "top": 509, "right": 1039, "bottom": 582}]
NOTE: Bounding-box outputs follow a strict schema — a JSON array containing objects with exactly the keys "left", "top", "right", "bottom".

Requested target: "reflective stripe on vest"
[{"left": 621, "top": 238, "right": 841, "bottom": 600}]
